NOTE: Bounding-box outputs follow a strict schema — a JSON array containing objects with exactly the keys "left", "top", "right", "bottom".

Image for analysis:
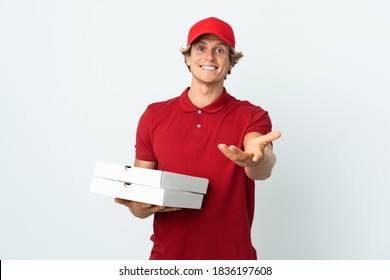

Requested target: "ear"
[{"left": 185, "top": 55, "right": 191, "bottom": 66}]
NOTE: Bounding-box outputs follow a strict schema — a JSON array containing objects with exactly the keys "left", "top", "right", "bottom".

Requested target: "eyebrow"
[{"left": 194, "top": 40, "right": 227, "bottom": 47}]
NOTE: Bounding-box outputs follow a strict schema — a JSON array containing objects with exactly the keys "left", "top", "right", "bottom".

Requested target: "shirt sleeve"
[
  {"left": 245, "top": 104, "right": 273, "bottom": 136},
  {"left": 135, "top": 107, "right": 158, "bottom": 162}
]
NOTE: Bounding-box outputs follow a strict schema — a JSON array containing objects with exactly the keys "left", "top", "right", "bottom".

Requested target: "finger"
[
  {"left": 260, "top": 131, "right": 282, "bottom": 144},
  {"left": 218, "top": 145, "right": 255, "bottom": 167},
  {"left": 114, "top": 197, "right": 133, "bottom": 206},
  {"left": 218, "top": 143, "right": 228, "bottom": 153},
  {"left": 218, "top": 144, "right": 236, "bottom": 160},
  {"left": 250, "top": 131, "right": 281, "bottom": 153},
  {"left": 114, "top": 197, "right": 124, "bottom": 204},
  {"left": 129, "top": 204, "right": 163, "bottom": 219},
  {"left": 158, "top": 207, "right": 182, "bottom": 212},
  {"left": 115, "top": 198, "right": 153, "bottom": 209},
  {"left": 228, "top": 145, "right": 249, "bottom": 159},
  {"left": 219, "top": 144, "right": 252, "bottom": 161},
  {"left": 148, "top": 205, "right": 166, "bottom": 213},
  {"left": 229, "top": 146, "right": 255, "bottom": 162},
  {"left": 219, "top": 146, "right": 238, "bottom": 161},
  {"left": 132, "top": 204, "right": 181, "bottom": 214}
]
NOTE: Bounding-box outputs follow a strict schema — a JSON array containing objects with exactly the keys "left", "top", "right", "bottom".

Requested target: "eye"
[
  {"left": 215, "top": 48, "right": 225, "bottom": 54},
  {"left": 196, "top": 46, "right": 205, "bottom": 52}
]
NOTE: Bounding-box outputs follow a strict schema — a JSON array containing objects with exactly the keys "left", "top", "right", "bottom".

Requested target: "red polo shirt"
[{"left": 135, "top": 87, "right": 272, "bottom": 260}]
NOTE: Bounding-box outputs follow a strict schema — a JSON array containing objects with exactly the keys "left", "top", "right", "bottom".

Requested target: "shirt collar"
[{"left": 179, "top": 87, "right": 230, "bottom": 113}]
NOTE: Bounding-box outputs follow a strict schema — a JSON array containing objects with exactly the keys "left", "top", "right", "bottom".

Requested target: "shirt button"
[
  {"left": 197, "top": 124, "right": 201, "bottom": 128},
  {"left": 197, "top": 110, "right": 202, "bottom": 114}
]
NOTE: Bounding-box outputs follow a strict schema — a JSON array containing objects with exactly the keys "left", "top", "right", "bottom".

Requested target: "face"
[{"left": 185, "top": 34, "right": 232, "bottom": 86}]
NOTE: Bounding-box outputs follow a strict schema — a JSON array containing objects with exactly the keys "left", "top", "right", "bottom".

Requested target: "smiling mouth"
[{"left": 200, "top": 65, "right": 218, "bottom": 70}]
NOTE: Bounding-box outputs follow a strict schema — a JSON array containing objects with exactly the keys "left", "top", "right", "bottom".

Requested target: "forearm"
[{"left": 245, "top": 149, "right": 277, "bottom": 180}]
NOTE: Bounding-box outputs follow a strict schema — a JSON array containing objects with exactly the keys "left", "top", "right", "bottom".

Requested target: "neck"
[{"left": 187, "top": 82, "right": 224, "bottom": 108}]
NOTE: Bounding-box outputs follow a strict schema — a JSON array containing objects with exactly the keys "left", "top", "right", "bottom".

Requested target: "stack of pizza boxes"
[{"left": 90, "top": 161, "right": 208, "bottom": 209}]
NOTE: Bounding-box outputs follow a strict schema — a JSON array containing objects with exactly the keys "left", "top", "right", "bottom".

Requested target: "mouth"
[{"left": 200, "top": 65, "right": 218, "bottom": 70}]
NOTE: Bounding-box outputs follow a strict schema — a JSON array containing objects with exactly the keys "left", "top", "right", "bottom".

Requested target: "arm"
[
  {"left": 218, "top": 131, "right": 281, "bottom": 180},
  {"left": 114, "top": 159, "right": 182, "bottom": 219}
]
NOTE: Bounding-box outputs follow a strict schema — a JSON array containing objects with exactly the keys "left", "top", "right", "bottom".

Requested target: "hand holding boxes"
[{"left": 90, "top": 162, "right": 208, "bottom": 209}]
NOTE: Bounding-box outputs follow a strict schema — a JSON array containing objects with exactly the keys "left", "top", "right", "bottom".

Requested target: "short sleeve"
[
  {"left": 135, "top": 107, "right": 157, "bottom": 162},
  {"left": 245, "top": 105, "right": 272, "bottom": 136}
]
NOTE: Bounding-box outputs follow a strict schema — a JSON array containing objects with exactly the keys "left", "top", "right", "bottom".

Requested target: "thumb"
[{"left": 261, "top": 131, "right": 282, "bottom": 144}]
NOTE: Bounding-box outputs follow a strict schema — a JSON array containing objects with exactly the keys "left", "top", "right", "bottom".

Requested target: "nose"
[{"left": 204, "top": 49, "right": 215, "bottom": 61}]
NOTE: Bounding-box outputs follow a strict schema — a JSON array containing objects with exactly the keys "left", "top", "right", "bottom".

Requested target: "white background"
[{"left": 1, "top": 0, "right": 389, "bottom": 259}]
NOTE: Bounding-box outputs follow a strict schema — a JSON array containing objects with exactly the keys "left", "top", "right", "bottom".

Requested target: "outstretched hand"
[{"left": 218, "top": 131, "right": 281, "bottom": 167}]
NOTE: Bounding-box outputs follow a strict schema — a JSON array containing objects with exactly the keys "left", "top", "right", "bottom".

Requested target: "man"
[{"left": 115, "top": 17, "right": 281, "bottom": 260}]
